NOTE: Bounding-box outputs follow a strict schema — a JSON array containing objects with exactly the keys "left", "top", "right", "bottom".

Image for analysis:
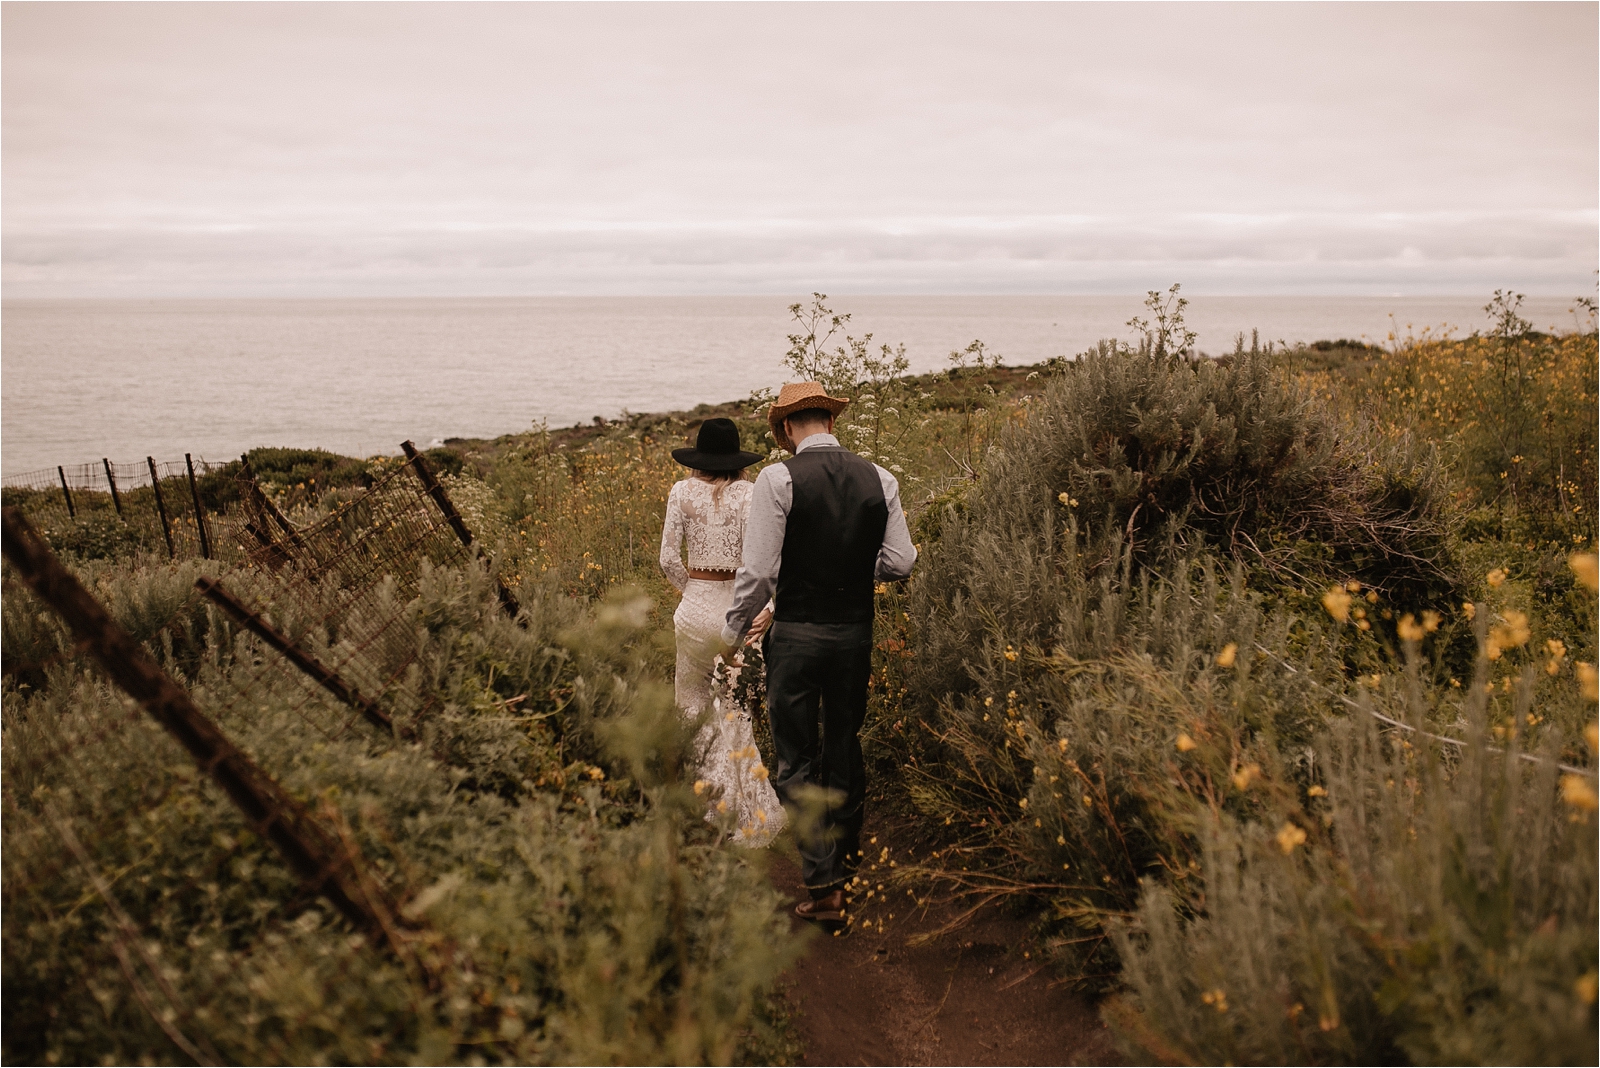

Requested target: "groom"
[{"left": 722, "top": 381, "right": 917, "bottom": 925}]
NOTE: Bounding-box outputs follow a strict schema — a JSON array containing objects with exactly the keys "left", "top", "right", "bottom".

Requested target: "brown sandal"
[{"left": 794, "top": 889, "right": 846, "bottom": 925}]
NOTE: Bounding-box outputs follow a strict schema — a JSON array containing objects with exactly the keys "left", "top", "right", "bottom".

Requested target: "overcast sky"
[{"left": 3, "top": 1, "right": 1595, "bottom": 297}]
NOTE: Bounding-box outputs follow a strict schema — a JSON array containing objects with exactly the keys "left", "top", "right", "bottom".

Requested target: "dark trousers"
[{"left": 764, "top": 619, "right": 874, "bottom": 896}]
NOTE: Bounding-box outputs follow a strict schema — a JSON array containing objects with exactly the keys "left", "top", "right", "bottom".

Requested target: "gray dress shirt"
[{"left": 721, "top": 433, "right": 917, "bottom": 646}]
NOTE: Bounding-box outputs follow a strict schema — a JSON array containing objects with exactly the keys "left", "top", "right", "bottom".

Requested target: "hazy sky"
[{"left": 4, "top": 2, "right": 1595, "bottom": 297}]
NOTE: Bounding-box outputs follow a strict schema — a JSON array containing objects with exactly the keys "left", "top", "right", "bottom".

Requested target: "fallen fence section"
[{"left": 2, "top": 506, "right": 412, "bottom": 946}]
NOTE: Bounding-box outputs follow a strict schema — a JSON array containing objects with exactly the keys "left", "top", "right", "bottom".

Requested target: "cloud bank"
[{"left": 4, "top": 3, "right": 1595, "bottom": 297}]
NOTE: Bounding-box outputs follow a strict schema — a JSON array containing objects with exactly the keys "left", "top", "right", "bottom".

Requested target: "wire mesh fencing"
[
  {"left": 0, "top": 505, "right": 433, "bottom": 1064},
  {"left": 2, "top": 455, "right": 233, "bottom": 563},
  {"left": 191, "top": 446, "right": 494, "bottom": 742},
  {"left": 0, "top": 440, "right": 529, "bottom": 1061}
]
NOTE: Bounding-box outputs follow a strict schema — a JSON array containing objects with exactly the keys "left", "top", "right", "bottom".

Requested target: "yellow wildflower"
[
  {"left": 1421, "top": 610, "right": 1442, "bottom": 633},
  {"left": 1215, "top": 643, "right": 1238, "bottom": 668},
  {"left": 1397, "top": 614, "right": 1426, "bottom": 642},
  {"left": 693, "top": 780, "right": 708, "bottom": 796},
  {"left": 1484, "top": 611, "right": 1529, "bottom": 660},
  {"left": 1057, "top": 491, "right": 1070, "bottom": 505},
  {"left": 1366, "top": 590, "right": 1379, "bottom": 604},
  {"left": 1275, "top": 822, "right": 1307, "bottom": 854},
  {"left": 1577, "top": 971, "right": 1598, "bottom": 1006},
  {"left": 1502, "top": 610, "right": 1531, "bottom": 644},
  {"left": 1231, "top": 764, "right": 1260, "bottom": 791},
  {"left": 1307, "top": 785, "right": 1327, "bottom": 798},
  {"left": 587, "top": 766, "right": 605, "bottom": 781},
  {"left": 1462, "top": 601, "right": 1476, "bottom": 621},
  {"left": 1487, "top": 567, "right": 1507, "bottom": 588},
  {"left": 1587, "top": 720, "right": 1598, "bottom": 753},
  {"left": 1004, "top": 646, "right": 1018, "bottom": 662},
  {"left": 1082, "top": 795, "right": 1093, "bottom": 808},
  {"left": 1345, "top": 580, "right": 1362, "bottom": 593},
  {"left": 1580, "top": 663, "right": 1598, "bottom": 702},
  {"left": 1570, "top": 553, "right": 1598, "bottom": 592},
  {"left": 1322, "top": 586, "right": 1351, "bottom": 623},
  {"left": 1176, "top": 733, "right": 1198, "bottom": 752},
  {"left": 1560, "top": 774, "right": 1598, "bottom": 812}
]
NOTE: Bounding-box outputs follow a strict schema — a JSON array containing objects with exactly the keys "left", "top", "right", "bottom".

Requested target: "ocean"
[{"left": 1, "top": 294, "right": 1583, "bottom": 479}]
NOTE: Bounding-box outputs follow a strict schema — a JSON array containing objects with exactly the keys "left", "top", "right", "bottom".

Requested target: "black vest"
[{"left": 776, "top": 446, "right": 889, "bottom": 624}]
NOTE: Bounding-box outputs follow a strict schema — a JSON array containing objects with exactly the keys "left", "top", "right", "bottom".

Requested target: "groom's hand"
[{"left": 745, "top": 606, "right": 774, "bottom": 644}]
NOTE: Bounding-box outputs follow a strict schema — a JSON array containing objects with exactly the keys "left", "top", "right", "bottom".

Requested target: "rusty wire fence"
[
  {"left": 2, "top": 455, "right": 231, "bottom": 561},
  {"left": 1, "top": 441, "right": 518, "bottom": 1063}
]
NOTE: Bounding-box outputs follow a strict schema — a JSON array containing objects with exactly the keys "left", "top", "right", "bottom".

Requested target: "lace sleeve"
[{"left": 659, "top": 482, "right": 689, "bottom": 591}]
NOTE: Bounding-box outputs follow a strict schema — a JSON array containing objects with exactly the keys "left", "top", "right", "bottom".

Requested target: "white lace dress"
[{"left": 660, "top": 477, "right": 785, "bottom": 848}]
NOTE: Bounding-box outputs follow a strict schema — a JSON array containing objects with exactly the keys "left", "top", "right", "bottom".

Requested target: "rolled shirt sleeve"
[
  {"left": 874, "top": 466, "right": 917, "bottom": 582},
  {"left": 722, "top": 463, "right": 791, "bottom": 646}
]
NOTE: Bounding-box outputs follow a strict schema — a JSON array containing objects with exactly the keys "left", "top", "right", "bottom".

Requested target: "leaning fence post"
[
  {"left": 147, "top": 457, "right": 176, "bottom": 559},
  {"left": 0, "top": 506, "right": 412, "bottom": 952},
  {"left": 195, "top": 577, "right": 402, "bottom": 738},
  {"left": 239, "top": 455, "right": 308, "bottom": 555},
  {"left": 184, "top": 454, "right": 212, "bottom": 560},
  {"left": 102, "top": 459, "right": 124, "bottom": 517},
  {"left": 57, "top": 466, "right": 76, "bottom": 519},
  {"left": 400, "top": 440, "right": 522, "bottom": 618}
]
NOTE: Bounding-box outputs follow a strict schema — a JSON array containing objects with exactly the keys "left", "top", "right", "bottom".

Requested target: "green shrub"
[
  {"left": 38, "top": 510, "right": 147, "bottom": 561},
  {"left": 1106, "top": 648, "right": 1598, "bottom": 1065},
  {"left": 894, "top": 543, "right": 1348, "bottom": 983},
  {"left": 895, "top": 337, "right": 1469, "bottom": 983}
]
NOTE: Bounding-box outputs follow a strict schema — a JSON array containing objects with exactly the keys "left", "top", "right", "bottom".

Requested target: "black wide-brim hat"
[{"left": 672, "top": 417, "right": 764, "bottom": 471}]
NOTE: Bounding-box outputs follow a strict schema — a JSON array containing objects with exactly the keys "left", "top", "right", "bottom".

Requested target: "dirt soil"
[{"left": 764, "top": 816, "right": 1121, "bottom": 1067}]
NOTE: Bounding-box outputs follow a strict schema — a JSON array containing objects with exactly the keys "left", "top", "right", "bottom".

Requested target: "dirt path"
[{"left": 764, "top": 817, "right": 1121, "bottom": 1066}]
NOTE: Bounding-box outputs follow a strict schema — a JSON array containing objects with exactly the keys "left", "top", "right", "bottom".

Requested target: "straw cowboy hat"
[
  {"left": 768, "top": 381, "right": 850, "bottom": 452},
  {"left": 671, "top": 417, "right": 765, "bottom": 472}
]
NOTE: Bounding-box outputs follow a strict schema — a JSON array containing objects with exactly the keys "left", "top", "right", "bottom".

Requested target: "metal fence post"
[
  {"left": 239, "top": 456, "right": 308, "bottom": 554},
  {"left": 195, "top": 577, "right": 402, "bottom": 738},
  {"left": 184, "top": 454, "right": 212, "bottom": 560},
  {"left": 147, "top": 457, "right": 176, "bottom": 559},
  {"left": 102, "top": 458, "right": 124, "bottom": 517},
  {"left": 400, "top": 440, "right": 522, "bottom": 618},
  {"left": 57, "top": 466, "right": 76, "bottom": 519}
]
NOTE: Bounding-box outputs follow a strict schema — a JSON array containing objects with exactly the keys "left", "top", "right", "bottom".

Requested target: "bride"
[{"left": 659, "top": 417, "right": 785, "bottom": 847}]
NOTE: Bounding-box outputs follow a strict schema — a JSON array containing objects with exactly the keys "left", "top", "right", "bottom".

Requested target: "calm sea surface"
[{"left": 1, "top": 294, "right": 1582, "bottom": 478}]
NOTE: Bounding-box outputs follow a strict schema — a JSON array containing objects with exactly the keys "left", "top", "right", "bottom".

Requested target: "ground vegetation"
[{"left": 4, "top": 288, "right": 1594, "bottom": 1064}]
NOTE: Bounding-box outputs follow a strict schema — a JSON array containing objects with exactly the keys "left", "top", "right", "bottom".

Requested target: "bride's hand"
[{"left": 745, "top": 606, "right": 774, "bottom": 643}]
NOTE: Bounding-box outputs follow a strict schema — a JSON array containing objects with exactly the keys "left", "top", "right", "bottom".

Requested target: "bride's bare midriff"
[{"left": 687, "top": 568, "right": 736, "bottom": 581}]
